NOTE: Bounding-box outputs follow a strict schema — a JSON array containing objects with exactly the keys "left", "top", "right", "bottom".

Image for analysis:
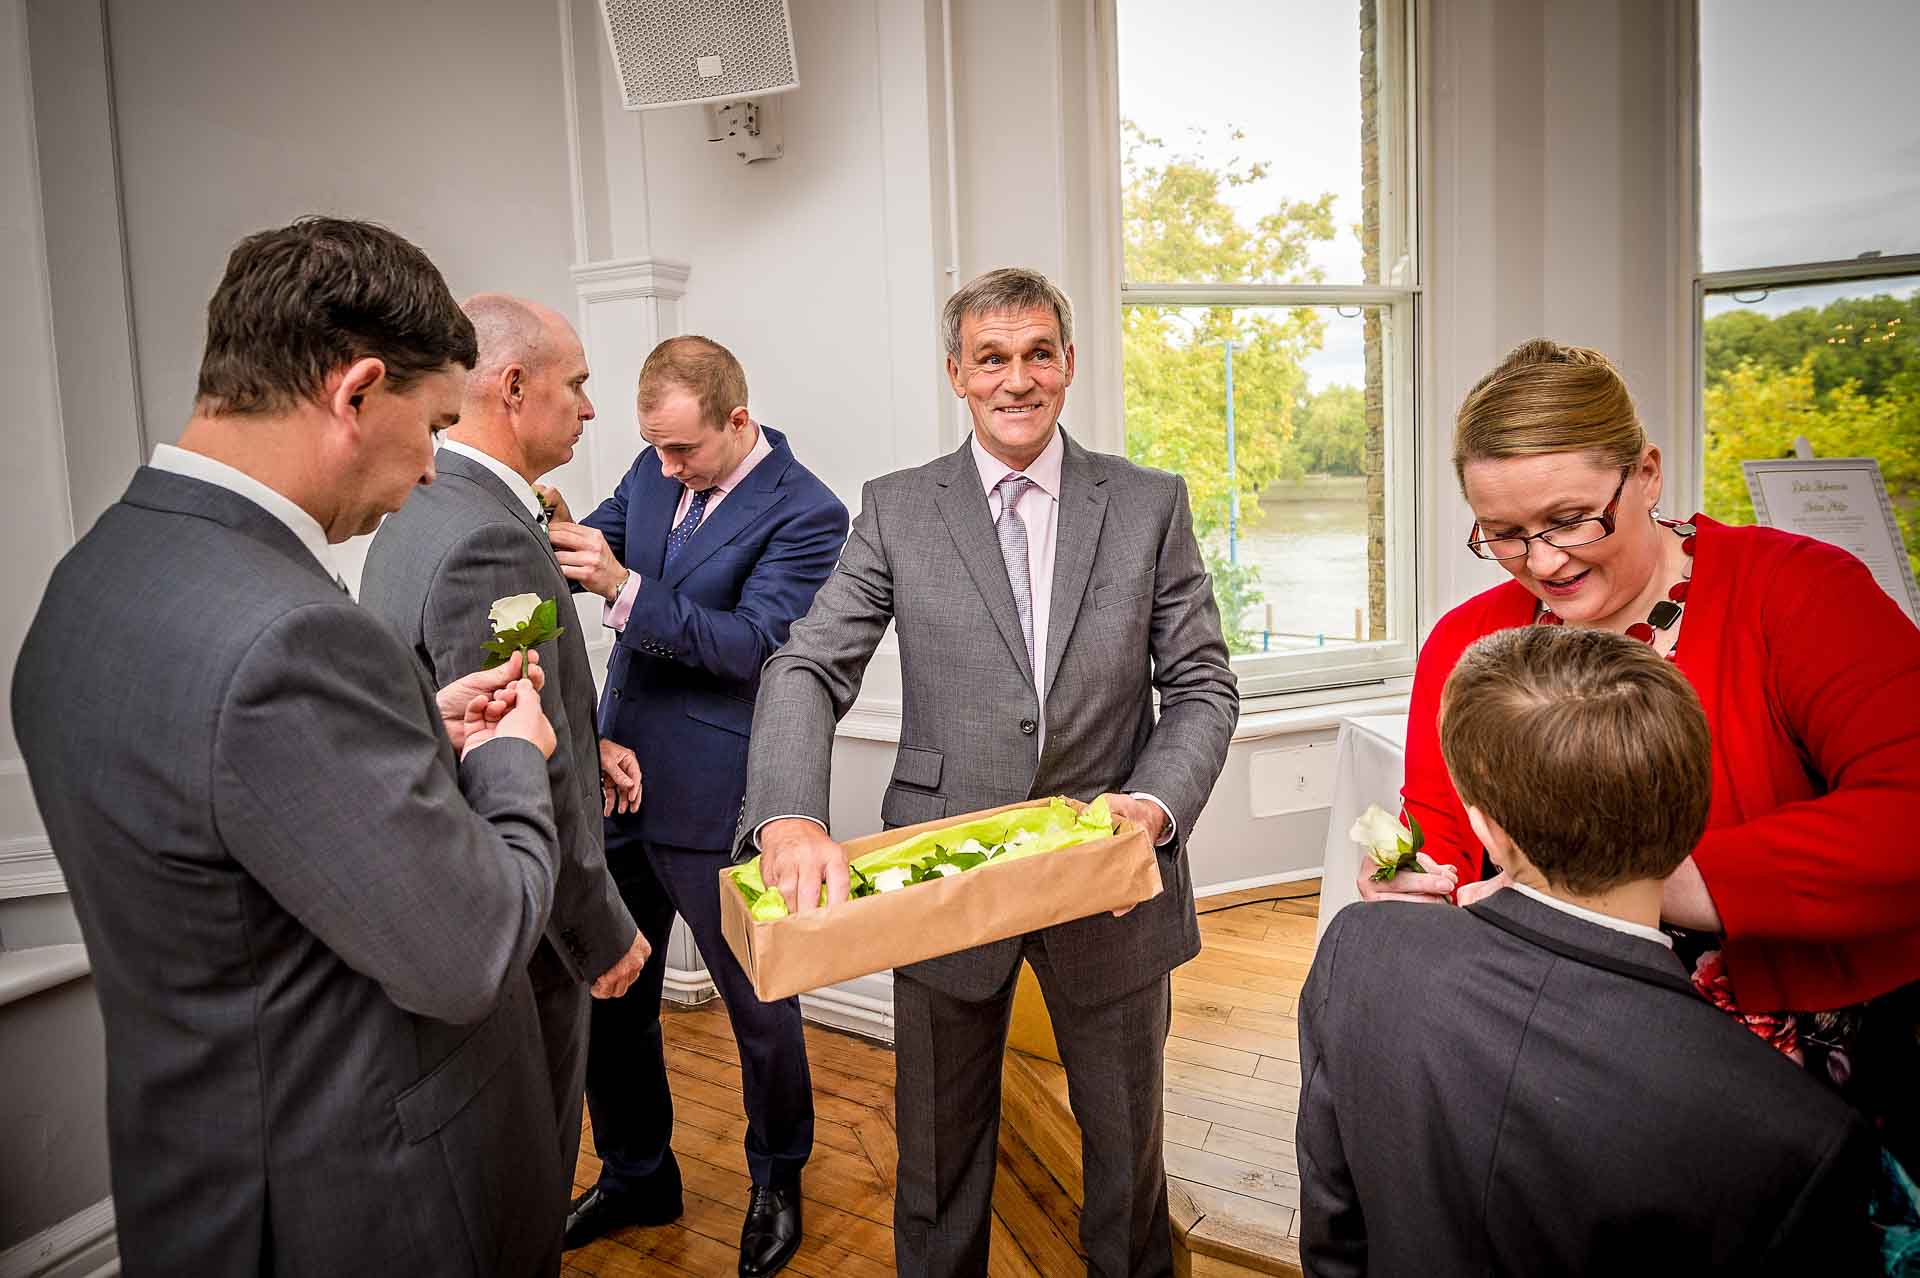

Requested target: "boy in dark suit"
[{"left": 1297, "top": 626, "right": 1875, "bottom": 1275}]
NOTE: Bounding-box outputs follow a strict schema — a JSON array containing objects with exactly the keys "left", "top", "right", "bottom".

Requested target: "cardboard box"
[{"left": 719, "top": 797, "right": 1164, "bottom": 1002}]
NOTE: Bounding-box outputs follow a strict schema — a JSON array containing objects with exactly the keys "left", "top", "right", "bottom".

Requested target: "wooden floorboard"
[{"left": 566, "top": 886, "right": 1322, "bottom": 1275}]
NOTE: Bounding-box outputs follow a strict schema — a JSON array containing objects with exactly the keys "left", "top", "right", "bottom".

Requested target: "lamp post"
[{"left": 1222, "top": 338, "right": 1239, "bottom": 566}]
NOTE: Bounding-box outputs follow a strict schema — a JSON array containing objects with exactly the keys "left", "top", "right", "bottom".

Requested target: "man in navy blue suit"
[{"left": 545, "top": 335, "right": 848, "bottom": 1275}]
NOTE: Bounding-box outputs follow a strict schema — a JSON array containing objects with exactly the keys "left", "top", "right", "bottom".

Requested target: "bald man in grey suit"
[
  {"left": 363, "top": 294, "right": 649, "bottom": 1200},
  {"left": 12, "top": 219, "right": 569, "bottom": 1275},
  {"left": 743, "top": 268, "right": 1238, "bottom": 1278}
]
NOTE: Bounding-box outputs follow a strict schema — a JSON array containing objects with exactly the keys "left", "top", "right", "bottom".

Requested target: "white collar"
[
  {"left": 437, "top": 439, "right": 541, "bottom": 519},
  {"left": 1509, "top": 881, "right": 1673, "bottom": 949},
  {"left": 149, "top": 444, "right": 340, "bottom": 583}
]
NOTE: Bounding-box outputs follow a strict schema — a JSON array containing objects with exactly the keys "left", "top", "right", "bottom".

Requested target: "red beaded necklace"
[{"left": 1536, "top": 519, "right": 1696, "bottom": 654}]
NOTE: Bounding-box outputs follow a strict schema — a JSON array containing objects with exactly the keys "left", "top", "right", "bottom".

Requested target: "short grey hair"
[
  {"left": 462, "top": 293, "right": 553, "bottom": 394},
  {"left": 941, "top": 267, "right": 1074, "bottom": 361}
]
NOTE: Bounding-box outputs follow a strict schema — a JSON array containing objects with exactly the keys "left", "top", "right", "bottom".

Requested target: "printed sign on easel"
[{"left": 1743, "top": 446, "right": 1920, "bottom": 625}]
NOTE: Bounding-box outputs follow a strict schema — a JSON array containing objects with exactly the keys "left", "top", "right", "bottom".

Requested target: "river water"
[{"left": 1205, "top": 476, "right": 1371, "bottom": 649}]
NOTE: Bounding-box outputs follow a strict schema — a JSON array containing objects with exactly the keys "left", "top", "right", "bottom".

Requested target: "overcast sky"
[{"left": 1116, "top": 0, "right": 1919, "bottom": 379}]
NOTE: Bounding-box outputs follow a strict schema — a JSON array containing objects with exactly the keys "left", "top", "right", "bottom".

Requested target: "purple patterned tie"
[{"left": 664, "top": 487, "right": 717, "bottom": 567}]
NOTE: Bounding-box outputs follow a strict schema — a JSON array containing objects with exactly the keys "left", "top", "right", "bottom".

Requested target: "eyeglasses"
[{"left": 1466, "top": 468, "right": 1631, "bottom": 562}]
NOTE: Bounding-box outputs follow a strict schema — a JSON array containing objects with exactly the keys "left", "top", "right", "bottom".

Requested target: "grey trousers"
[
  {"left": 531, "top": 942, "right": 591, "bottom": 1209},
  {"left": 892, "top": 940, "right": 1174, "bottom": 1278}
]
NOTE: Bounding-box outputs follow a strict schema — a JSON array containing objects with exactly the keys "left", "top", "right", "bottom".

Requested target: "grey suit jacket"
[
  {"left": 1297, "top": 890, "right": 1876, "bottom": 1276},
  {"left": 11, "top": 469, "right": 567, "bottom": 1277},
  {"left": 362, "top": 448, "right": 637, "bottom": 985},
  {"left": 739, "top": 430, "right": 1238, "bottom": 1005}
]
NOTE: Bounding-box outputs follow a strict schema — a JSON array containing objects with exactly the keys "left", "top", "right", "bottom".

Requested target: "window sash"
[{"left": 1112, "top": 0, "right": 1420, "bottom": 701}]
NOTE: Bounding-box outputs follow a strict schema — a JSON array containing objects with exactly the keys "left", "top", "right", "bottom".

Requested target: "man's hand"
[
  {"left": 1354, "top": 852, "right": 1459, "bottom": 905},
  {"left": 439, "top": 650, "right": 544, "bottom": 751},
  {"left": 463, "top": 676, "right": 556, "bottom": 760},
  {"left": 590, "top": 928, "right": 651, "bottom": 999},
  {"left": 760, "top": 817, "right": 851, "bottom": 915},
  {"left": 532, "top": 483, "right": 573, "bottom": 526},
  {"left": 599, "top": 738, "right": 643, "bottom": 817},
  {"left": 548, "top": 522, "right": 628, "bottom": 601},
  {"left": 1098, "top": 793, "right": 1168, "bottom": 916}
]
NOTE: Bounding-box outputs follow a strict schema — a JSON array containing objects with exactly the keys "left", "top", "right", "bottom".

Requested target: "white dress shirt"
[{"left": 1509, "top": 882, "right": 1674, "bottom": 949}]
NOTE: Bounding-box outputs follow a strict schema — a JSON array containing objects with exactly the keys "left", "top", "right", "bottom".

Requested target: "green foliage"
[
  {"left": 1292, "top": 383, "right": 1367, "bottom": 476},
  {"left": 1701, "top": 292, "right": 1919, "bottom": 579},
  {"left": 1205, "top": 547, "right": 1266, "bottom": 655},
  {"left": 1703, "top": 354, "right": 1920, "bottom": 578}
]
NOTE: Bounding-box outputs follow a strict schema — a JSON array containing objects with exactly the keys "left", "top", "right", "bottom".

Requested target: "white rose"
[
  {"left": 870, "top": 867, "right": 913, "bottom": 893},
  {"left": 1349, "top": 804, "right": 1409, "bottom": 857},
  {"left": 488, "top": 593, "right": 542, "bottom": 635},
  {"left": 929, "top": 862, "right": 961, "bottom": 878},
  {"left": 957, "top": 838, "right": 987, "bottom": 858}
]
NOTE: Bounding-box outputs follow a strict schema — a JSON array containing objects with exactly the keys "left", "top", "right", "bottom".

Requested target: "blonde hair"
[
  {"left": 1452, "top": 339, "right": 1645, "bottom": 489},
  {"left": 1439, "top": 626, "right": 1711, "bottom": 895},
  {"left": 637, "top": 335, "right": 748, "bottom": 430}
]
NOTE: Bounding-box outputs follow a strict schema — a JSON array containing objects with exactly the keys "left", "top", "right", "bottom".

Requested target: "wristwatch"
[{"left": 606, "top": 569, "right": 631, "bottom": 603}]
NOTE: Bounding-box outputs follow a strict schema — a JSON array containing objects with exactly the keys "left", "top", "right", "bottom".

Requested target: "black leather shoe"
[
  {"left": 738, "top": 1182, "right": 802, "bottom": 1276},
  {"left": 564, "top": 1184, "right": 684, "bottom": 1250}
]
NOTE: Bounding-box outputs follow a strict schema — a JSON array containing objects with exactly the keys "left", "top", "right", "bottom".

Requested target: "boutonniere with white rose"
[
  {"left": 483, "top": 593, "right": 567, "bottom": 669},
  {"left": 1351, "top": 804, "right": 1425, "bottom": 882}
]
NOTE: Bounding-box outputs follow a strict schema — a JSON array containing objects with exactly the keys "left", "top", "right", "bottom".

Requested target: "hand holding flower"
[{"left": 1351, "top": 804, "right": 1457, "bottom": 904}]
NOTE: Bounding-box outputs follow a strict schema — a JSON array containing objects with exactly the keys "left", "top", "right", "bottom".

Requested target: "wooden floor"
[{"left": 563, "top": 884, "right": 1319, "bottom": 1276}]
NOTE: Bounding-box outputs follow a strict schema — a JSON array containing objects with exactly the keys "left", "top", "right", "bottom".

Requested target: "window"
[
  {"left": 1696, "top": 0, "right": 1920, "bottom": 580},
  {"left": 1115, "top": 0, "right": 1417, "bottom": 697}
]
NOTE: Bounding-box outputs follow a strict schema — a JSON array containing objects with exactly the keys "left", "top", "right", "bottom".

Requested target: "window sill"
[{"left": 835, "top": 679, "right": 1412, "bottom": 746}]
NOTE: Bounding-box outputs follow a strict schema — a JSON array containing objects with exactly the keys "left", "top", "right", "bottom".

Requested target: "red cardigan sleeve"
[
  {"left": 1399, "top": 584, "right": 1535, "bottom": 881},
  {"left": 1693, "top": 535, "right": 1920, "bottom": 946}
]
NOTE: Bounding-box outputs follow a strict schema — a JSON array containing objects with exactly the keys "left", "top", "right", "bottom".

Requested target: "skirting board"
[
  {"left": 1195, "top": 866, "right": 1324, "bottom": 898},
  {"left": 0, "top": 1197, "right": 115, "bottom": 1278}
]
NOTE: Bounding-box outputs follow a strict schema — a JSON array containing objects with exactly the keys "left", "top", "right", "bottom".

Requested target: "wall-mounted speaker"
[{"left": 598, "top": 0, "right": 799, "bottom": 112}]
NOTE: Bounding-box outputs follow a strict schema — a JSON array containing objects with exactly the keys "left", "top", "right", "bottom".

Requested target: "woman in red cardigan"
[{"left": 1374, "top": 338, "right": 1920, "bottom": 1182}]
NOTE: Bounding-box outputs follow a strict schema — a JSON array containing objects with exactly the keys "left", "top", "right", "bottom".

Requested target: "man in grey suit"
[
  {"left": 361, "top": 294, "right": 651, "bottom": 1202},
  {"left": 12, "top": 218, "right": 570, "bottom": 1276},
  {"left": 742, "top": 267, "right": 1239, "bottom": 1277}
]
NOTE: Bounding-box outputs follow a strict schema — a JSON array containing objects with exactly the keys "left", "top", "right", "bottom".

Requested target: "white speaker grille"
[{"left": 601, "top": 0, "right": 799, "bottom": 111}]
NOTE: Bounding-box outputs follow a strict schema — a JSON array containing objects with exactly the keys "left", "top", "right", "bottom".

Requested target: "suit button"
[
  {"left": 610, "top": 687, "right": 621, "bottom": 699},
  {"left": 1019, "top": 719, "right": 1036, "bottom": 735}
]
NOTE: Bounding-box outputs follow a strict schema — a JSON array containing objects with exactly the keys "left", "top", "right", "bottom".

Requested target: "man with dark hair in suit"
[
  {"left": 12, "top": 217, "right": 570, "bottom": 1275},
  {"left": 1297, "top": 625, "right": 1875, "bottom": 1275},
  {"left": 741, "top": 266, "right": 1239, "bottom": 1278},
  {"left": 361, "top": 293, "right": 652, "bottom": 1211},
  {"left": 543, "top": 335, "right": 849, "bottom": 1276}
]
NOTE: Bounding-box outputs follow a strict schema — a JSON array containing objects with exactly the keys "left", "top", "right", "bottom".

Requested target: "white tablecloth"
[{"left": 1316, "top": 713, "right": 1411, "bottom": 940}]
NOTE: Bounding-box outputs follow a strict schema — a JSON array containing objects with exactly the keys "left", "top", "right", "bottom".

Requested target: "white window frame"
[{"left": 1112, "top": 0, "right": 1421, "bottom": 701}]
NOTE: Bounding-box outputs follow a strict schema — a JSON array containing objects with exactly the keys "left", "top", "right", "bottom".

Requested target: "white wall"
[{"left": 104, "top": 0, "right": 590, "bottom": 586}]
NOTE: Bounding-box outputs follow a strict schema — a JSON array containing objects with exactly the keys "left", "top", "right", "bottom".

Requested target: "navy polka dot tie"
[{"left": 664, "top": 487, "right": 717, "bottom": 567}]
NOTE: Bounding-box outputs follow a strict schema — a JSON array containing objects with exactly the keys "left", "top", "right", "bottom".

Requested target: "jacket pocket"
[
  {"left": 686, "top": 695, "right": 753, "bottom": 737},
  {"left": 393, "top": 999, "right": 522, "bottom": 1143},
  {"left": 881, "top": 784, "right": 947, "bottom": 829},
  {"left": 890, "top": 745, "right": 944, "bottom": 790},
  {"left": 1094, "top": 575, "right": 1152, "bottom": 609}
]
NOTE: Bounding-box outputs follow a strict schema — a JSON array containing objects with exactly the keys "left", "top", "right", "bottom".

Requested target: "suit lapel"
[
  {"left": 435, "top": 452, "right": 569, "bottom": 589},
  {"left": 933, "top": 441, "right": 1035, "bottom": 688},
  {"left": 1042, "top": 431, "right": 1109, "bottom": 697},
  {"left": 661, "top": 449, "right": 792, "bottom": 588}
]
